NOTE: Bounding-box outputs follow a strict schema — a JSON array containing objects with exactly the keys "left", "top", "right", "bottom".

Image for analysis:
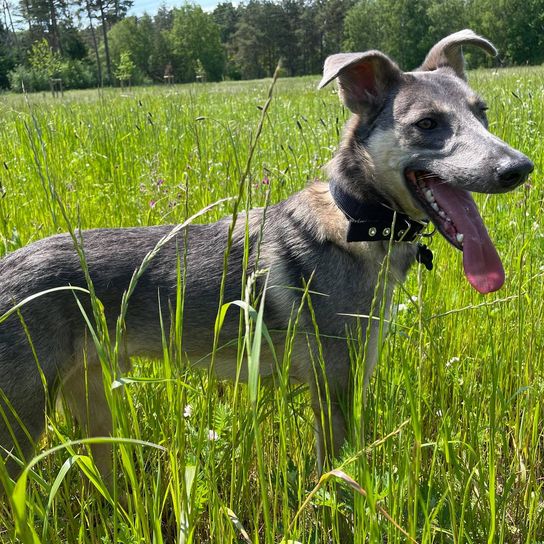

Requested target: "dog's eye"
[{"left": 416, "top": 118, "right": 437, "bottom": 130}]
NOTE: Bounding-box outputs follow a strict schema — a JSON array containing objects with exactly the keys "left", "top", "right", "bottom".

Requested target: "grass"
[{"left": 0, "top": 65, "right": 543, "bottom": 543}]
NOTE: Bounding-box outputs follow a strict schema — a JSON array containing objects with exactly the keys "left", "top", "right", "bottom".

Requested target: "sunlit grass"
[{"left": 0, "top": 66, "right": 543, "bottom": 543}]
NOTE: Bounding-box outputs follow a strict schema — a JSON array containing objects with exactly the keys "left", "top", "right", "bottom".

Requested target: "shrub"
[
  {"left": 8, "top": 65, "right": 49, "bottom": 93},
  {"left": 60, "top": 59, "right": 99, "bottom": 89},
  {"left": 9, "top": 59, "right": 99, "bottom": 93}
]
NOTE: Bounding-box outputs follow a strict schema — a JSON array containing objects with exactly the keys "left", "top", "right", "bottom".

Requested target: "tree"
[
  {"left": 83, "top": 0, "right": 102, "bottom": 81},
  {"left": 18, "top": 0, "right": 69, "bottom": 52},
  {"left": 212, "top": 1, "right": 239, "bottom": 43},
  {"left": 154, "top": 4, "right": 174, "bottom": 32},
  {"left": 344, "top": 0, "right": 431, "bottom": 69},
  {"left": 473, "top": 0, "right": 544, "bottom": 65},
  {"left": 344, "top": 1, "right": 386, "bottom": 53},
  {"left": 294, "top": 0, "right": 323, "bottom": 75},
  {"left": 1, "top": 0, "right": 542, "bottom": 93},
  {"left": 231, "top": 0, "right": 290, "bottom": 79},
  {"left": 0, "top": 21, "right": 16, "bottom": 88},
  {"left": 316, "top": 0, "right": 355, "bottom": 58},
  {"left": 277, "top": 0, "right": 305, "bottom": 76},
  {"left": 86, "top": 0, "right": 133, "bottom": 84},
  {"left": 60, "top": 25, "right": 88, "bottom": 59},
  {"left": 29, "top": 37, "right": 61, "bottom": 77},
  {"left": 114, "top": 49, "right": 134, "bottom": 84},
  {"left": 425, "top": 0, "right": 468, "bottom": 48},
  {"left": 108, "top": 15, "right": 152, "bottom": 80},
  {"left": 170, "top": 5, "right": 224, "bottom": 82},
  {"left": 230, "top": 2, "right": 266, "bottom": 79}
]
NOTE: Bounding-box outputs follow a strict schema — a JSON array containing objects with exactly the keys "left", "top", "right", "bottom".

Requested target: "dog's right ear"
[{"left": 318, "top": 51, "right": 402, "bottom": 116}]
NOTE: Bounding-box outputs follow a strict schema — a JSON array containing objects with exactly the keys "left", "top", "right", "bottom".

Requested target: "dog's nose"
[{"left": 497, "top": 156, "right": 534, "bottom": 188}]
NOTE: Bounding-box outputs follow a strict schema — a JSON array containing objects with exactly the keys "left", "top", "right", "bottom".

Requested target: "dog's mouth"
[{"left": 405, "top": 170, "right": 504, "bottom": 294}]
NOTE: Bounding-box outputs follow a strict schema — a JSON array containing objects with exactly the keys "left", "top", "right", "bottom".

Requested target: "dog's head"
[{"left": 319, "top": 29, "right": 534, "bottom": 294}]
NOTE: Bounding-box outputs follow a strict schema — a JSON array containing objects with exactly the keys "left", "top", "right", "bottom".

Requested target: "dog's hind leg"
[
  {"left": 0, "top": 337, "right": 53, "bottom": 485},
  {"left": 59, "top": 344, "right": 129, "bottom": 490},
  {"left": 0, "top": 382, "right": 47, "bottom": 483},
  {"left": 61, "top": 361, "right": 113, "bottom": 485}
]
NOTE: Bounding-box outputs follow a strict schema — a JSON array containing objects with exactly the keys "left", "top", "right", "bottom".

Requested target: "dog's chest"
[{"left": 265, "top": 240, "right": 416, "bottom": 337}]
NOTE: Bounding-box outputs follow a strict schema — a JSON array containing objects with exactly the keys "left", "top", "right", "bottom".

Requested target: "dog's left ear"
[
  {"left": 419, "top": 29, "right": 497, "bottom": 80},
  {"left": 318, "top": 51, "right": 402, "bottom": 116}
]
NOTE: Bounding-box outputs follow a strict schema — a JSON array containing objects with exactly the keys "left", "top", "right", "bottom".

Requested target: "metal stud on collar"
[
  {"left": 368, "top": 227, "right": 377, "bottom": 237},
  {"left": 382, "top": 227, "right": 391, "bottom": 237}
]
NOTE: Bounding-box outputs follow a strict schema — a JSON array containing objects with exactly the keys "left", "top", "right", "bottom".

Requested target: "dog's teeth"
[
  {"left": 431, "top": 202, "right": 439, "bottom": 212},
  {"left": 438, "top": 210, "right": 447, "bottom": 219},
  {"left": 456, "top": 233, "right": 464, "bottom": 243},
  {"left": 425, "top": 189, "right": 433, "bottom": 201}
]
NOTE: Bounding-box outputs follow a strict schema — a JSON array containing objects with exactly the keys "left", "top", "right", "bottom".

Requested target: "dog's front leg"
[
  {"left": 311, "top": 388, "right": 348, "bottom": 473},
  {"left": 308, "top": 338, "right": 352, "bottom": 472}
]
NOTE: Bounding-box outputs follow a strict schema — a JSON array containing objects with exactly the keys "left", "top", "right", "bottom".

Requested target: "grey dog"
[{"left": 0, "top": 30, "right": 534, "bottom": 488}]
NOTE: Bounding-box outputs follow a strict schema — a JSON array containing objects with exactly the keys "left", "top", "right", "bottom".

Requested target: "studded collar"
[
  {"left": 329, "top": 179, "right": 434, "bottom": 270},
  {"left": 329, "top": 179, "right": 429, "bottom": 243}
]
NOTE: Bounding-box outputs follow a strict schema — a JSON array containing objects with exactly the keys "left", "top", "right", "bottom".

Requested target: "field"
[{"left": 0, "top": 66, "right": 543, "bottom": 543}]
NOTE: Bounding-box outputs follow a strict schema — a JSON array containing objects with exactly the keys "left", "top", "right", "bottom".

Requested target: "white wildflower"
[
  {"left": 208, "top": 429, "right": 219, "bottom": 441},
  {"left": 183, "top": 404, "right": 192, "bottom": 418},
  {"left": 446, "top": 356, "right": 460, "bottom": 368}
]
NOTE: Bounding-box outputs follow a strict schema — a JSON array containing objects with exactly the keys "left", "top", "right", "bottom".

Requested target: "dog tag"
[{"left": 416, "top": 243, "right": 433, "bottom": 271}]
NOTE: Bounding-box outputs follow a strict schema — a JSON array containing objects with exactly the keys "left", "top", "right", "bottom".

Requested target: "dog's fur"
[{"left": 0, "top": 30, "right": 533, "bottom": 487}]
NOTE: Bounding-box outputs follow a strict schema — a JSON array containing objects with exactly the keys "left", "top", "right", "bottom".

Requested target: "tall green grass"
[{"left": 0, "top": 66, "right": 542, "bottom": 543}]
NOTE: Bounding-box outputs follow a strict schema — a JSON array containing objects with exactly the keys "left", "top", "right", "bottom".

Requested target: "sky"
[{"left": 128, "top": 0, "right": 220, "bottom": 16}]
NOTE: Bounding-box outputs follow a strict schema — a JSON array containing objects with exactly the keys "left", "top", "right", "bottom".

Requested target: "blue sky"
[{"left": 128, "top": 0, "right": 220, "bottom": 16}]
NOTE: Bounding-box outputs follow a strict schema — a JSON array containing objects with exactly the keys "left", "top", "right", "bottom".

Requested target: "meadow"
[{"left": 0, "top": 66, "right": 542, "bottom": 543}]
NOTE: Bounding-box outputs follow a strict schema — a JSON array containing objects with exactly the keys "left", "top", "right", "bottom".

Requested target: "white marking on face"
[{"left": 365, "top": 127, "right": 426, "bottom": 220}]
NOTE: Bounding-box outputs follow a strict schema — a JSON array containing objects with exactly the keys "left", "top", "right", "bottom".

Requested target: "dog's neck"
[
  {"left": 328, "top": 179, "right": 434, "bottom": 271},
  {"left": 328, "top": 178, "right": 428, "bottom": 243}
]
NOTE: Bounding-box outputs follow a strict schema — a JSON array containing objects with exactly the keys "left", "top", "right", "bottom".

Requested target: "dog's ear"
[
  {"left": 419, "top": 29, "right": 497, "bottom": 80},
  {"left": 318, "top": 51, "right": 402, "bottom": 115}
]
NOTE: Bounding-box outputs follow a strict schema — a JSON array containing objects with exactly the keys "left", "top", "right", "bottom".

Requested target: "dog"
[{"left": 0, "top": 30, "right": 534, "bottom": 490}]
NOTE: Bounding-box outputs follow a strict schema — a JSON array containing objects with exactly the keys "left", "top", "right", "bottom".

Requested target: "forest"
[{"left": 0, "top": 0, "right": 543, "bottom": 92}]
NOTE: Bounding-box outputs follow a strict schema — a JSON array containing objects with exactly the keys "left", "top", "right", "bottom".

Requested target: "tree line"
[{"left": 1, "top": 0, "right": 543, "bottom": 92}]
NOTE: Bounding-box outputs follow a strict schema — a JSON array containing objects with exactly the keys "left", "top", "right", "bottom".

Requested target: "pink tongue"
[{"left": 429, "top": 181, "right": 504, "bottom": 294}]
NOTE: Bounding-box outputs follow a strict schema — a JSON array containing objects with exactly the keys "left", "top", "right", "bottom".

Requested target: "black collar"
[
  {"left": 329, "top": 179, "right": 434, "bottom": 270},
  {"left": 329, "top": 180, "right": 428, "bottom": 243}
]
